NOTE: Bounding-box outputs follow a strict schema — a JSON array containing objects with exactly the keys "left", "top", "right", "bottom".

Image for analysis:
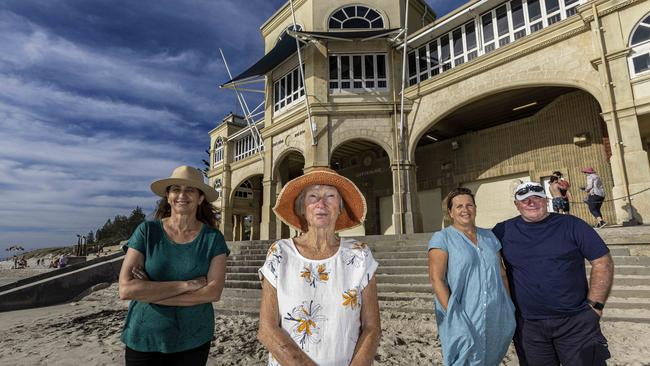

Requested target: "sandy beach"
[{"left": 1, "top": 282, "right": 649, "bottom": 365}]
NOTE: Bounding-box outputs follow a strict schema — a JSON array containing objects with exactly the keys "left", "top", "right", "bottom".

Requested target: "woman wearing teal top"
[
  {"left": 427, "top": 188, "right": 515, "bottom": 365},
  {"left": 119, "top": 166, "right": 229, "bottom": 365}
]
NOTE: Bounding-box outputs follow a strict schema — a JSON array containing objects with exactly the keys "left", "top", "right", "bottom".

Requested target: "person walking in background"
[
  {"left": 257, "top": 168, "right": 381, "bottom": 366},
  {"left": 428, "top": 188, "right": 515, "bottom": 365},
  {"left": 118, "top": 165, "right": 229, "bottom": 366},
  {"left": 493, "top": 181, "right": 613, "bottom": 366},
  {"left": 581, "top": 167, "right": 607, "bottom": 228}
]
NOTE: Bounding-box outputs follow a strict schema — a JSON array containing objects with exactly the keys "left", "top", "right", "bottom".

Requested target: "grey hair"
[{"left": 294, "top": 185, "right": 344, "bottom": 217}]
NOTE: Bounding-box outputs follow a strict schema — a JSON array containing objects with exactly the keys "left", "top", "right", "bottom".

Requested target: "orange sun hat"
[{"left": 273, "top": 167, "right": 367, "bottom": 233}]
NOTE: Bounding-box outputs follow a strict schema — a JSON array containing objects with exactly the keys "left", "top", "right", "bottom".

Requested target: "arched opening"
[
  {"left": 274, "top": 150, "right": 306, "bottom": 238},
  {"left": 412, "top": 86, "right": 614, "bottom": 228},
  {"left": 330, "top": 139, "right": 391, "bottom": 236},
  {"left": 231, "top": 176, "right": 263, "bottom": 240}
]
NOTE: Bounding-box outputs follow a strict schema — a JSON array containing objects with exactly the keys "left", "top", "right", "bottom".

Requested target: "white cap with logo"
[{"left": 514, "top": 182, "right": 547, "bottom": 201}]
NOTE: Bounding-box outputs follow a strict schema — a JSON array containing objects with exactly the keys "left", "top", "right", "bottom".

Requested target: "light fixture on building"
[
  {"left": 512, "top": 102, "right": 538, "bottom": 111},
  {"left": 451, "top": 140, "right": 460, "bottom": 150},
  {"left": 573, "top": 132, "right": 591, "bottom": 145},
  {"left": 426, "top": 134, "right": 438, "bottom": 141}
]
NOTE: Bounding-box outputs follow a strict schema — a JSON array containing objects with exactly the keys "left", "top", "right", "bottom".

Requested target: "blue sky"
[{"left": 0, "top": 0, "right": 465, "bottom": 253}]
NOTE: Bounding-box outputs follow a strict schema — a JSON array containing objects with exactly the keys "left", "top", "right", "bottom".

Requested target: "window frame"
[
  {"left": 233, "top": 134, "right": 263, "bottom": 162},
  {"left": 328, "top": 5, "right": 385, "bottom": 30},
  {"left": 329, "top": 53, "right": 389, "bottom": 93},
  {"left": 629, "top": 15, "right": 650, "bottom": 77},
  {"left": 234, "top": 180, "right": 254, "bottom": 199},
  {"left": 273, "top": 64, "right": 305, "bottom": 114},
  {"left": 213, "top": 137, "right": 224, "bottom": 165}
]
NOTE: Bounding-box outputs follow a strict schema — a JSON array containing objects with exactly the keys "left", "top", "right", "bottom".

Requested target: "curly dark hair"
[{"left": 154, "top": 187, "right": 218, "bottom": 228}]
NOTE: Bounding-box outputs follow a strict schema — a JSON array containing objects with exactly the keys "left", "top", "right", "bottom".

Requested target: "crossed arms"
[{"left": 118, "top": 247, "right": 227, "bottom": 306}]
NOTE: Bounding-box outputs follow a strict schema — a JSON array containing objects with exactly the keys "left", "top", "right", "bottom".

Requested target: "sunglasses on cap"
[{"left": 515, "top": 184, "right": 545, "bottom": 197}]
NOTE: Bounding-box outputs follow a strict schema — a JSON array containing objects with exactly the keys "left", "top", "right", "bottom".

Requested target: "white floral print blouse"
[{"left": 259, "top": 237, "right": 379, "bottom": 366}]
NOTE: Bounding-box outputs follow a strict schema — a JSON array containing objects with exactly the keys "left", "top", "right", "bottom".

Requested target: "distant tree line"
[{"left": 89, "top": 207, "right": 146, "bottom": 247}]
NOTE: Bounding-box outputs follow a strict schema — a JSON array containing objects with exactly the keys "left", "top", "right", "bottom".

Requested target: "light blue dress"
[{"left": 428, "top": 226, "right": 516, "bottom": 366}]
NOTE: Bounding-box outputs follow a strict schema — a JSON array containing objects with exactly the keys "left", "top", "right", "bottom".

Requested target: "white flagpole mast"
[
  {"left": 219, "top": 48, "right": 265, "bottom": 161},
  {"left": 398, "top": 0, "right": 411, "bottom": 235},
  {"left": 289, "top": 0, "right": 317, "bottom": 146}
]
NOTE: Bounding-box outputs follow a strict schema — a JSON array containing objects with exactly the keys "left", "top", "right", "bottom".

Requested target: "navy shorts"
[
  {"left": 552, "top": 197, "right": 570, "bottom": 212},
  {"left": 514, "top": 308, "right": 610, "bottom": 366}
]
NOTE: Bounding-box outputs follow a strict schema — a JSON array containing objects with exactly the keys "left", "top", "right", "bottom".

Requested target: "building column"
[
  {"left": 391, "top": 162, "right": 422, "bottom": 234},
  {"left": 252, "top": 186, "right": 262, "bottom": 240},
  {"left": 260, "top": 135, "right": 277, "bottom": 240},
  {"left": 220, "top": 204, "right": 233, "bottom": 241},
  {"left": 604, "top": 110, "right": 650, "bottom": 224}
]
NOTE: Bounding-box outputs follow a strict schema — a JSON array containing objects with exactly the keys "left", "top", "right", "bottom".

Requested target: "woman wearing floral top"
[{"left": 257, "top": 168, "right": 381, "bottom": 366}]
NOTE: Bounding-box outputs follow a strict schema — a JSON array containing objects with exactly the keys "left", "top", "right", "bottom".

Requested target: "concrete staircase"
[{"left": 217, "top": 228, "right": 650, "bottom": 323}]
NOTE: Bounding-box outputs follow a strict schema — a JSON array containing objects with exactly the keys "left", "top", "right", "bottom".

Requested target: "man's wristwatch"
[{"left": 587, "top": 299, "right": 605, "bottom": 310}]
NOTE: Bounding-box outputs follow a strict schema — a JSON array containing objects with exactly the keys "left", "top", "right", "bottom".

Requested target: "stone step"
[
  {"left": 229, "top": 251, "right": 434, "bottom": 261},
  {"left": 225, "top": 280, "right": 262, "bottom": 290},
  {"left": 229, "top": 246, "right": 633, "bottom": 260},
  {"left": 610, "top": 286, "right": 650, "bottom": 298},
  {"left": 228, "top": 266, "right": 260, "bottom": 274},
  {"left": 227, "top": 273, "right": 650, "bottom": 287},
  {"left": 223, "top": 280, "right": 650, "bottom": 299},
  {"left": 214, "top": 294, "right": 650, "bottom": 322},
  {"left": 228, "top": 254, "right": 267, "bottom": 261},
  {"left": 611, "top": 256, "right": 650, "bottom": 265},
  {"left": 377, "top": 266, "right": 430, "bottom": 275},
  {"left": 221, "top": 287, "right": 262, "bottom": 299},
  {"left": 612, "top": 275, "right": 650, "bottom": 286},
  {"left": 228, "top": 252, "right": 644, "bottom": 264},
  {"left": 226, "top": 264, "right": 650, "bottom": 277},
  {"left": 227, "top": 259, "right": 265, "bottom": 267},
  {"left": 371, "top": 251, "right": 430, "bottom": 260}
]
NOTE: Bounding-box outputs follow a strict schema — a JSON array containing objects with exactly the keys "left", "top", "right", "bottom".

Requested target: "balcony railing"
[{"left": 407, "top": 0, "right": 584, "bottom": 86}]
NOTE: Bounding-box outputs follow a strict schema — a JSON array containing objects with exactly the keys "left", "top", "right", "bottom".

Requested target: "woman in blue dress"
[{"left": 427, "top": 188, "right": 515, "bottom": 365}]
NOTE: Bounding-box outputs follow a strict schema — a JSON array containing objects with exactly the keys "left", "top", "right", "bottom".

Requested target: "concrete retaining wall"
[{"left": 0, "top": 253, "right": 125, "bottom": 312}]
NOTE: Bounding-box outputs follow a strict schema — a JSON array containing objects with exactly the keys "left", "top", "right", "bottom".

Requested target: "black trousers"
[
  {"left": 513, "top": 308, "right": 610, "bottom": 366},
  {"left": 125, "top": 341, "right": 210, "bottom": 366},
  {"left": 586, "top": 195, "right": 605, "bottom": 219}
]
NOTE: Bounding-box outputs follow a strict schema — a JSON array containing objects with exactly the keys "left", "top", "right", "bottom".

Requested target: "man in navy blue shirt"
[{"left": 493, "top": 182, "right": 613, "bottom": 366}]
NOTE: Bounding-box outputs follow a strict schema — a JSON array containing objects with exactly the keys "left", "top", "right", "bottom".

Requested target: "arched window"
[
  {"left": 630, "top": 14, "right": 650, "bottom": 76},
  {"left": 213, "top": 137, "right": 224, "bottom": 165},
  {"left": 234, "top": 180, "right": 253, "bottom": 199},
  {"left": 329, "top": 5, "right": 384, "bottom": 30}
]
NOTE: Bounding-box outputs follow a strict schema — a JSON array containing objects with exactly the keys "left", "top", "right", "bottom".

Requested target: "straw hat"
[
  {"left": 150, "top": 165, "right": 219, "bottom": 202},
  {"left": 273, "top": 167, "right": 367, "bottom": 233}
]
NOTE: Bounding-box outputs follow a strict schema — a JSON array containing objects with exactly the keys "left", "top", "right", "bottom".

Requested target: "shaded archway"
[
  {"left": 330, "top": 139, "right": 392, "bottom": 236},
  {"left": 231, "top": 175, "right": 263, "bottom": 240},
  {"left": 412, "top": 87, "right": 614, "bottom": 228}
]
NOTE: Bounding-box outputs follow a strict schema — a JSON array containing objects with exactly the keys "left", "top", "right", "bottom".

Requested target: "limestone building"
[{"left": 209, "top": 0, "right": 650, "bottom": 241}]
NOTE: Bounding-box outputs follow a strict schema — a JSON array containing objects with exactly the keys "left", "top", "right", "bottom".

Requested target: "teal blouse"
[
  {"left": 121, "top": 220, "right": 229, "bottom": 353},
  {"left": 428, "top": 226, "right": 515, "bottom": 366}
]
